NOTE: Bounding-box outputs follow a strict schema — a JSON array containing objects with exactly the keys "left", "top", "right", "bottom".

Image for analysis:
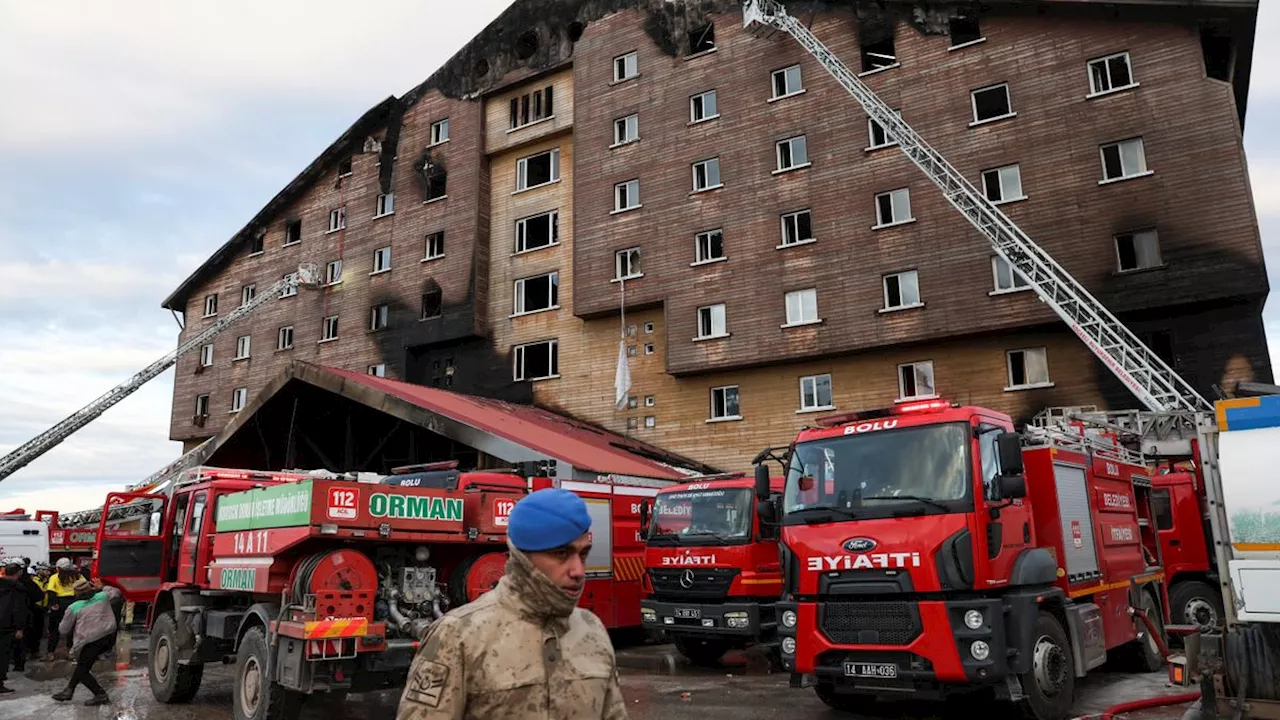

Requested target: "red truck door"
[
  {"left": 93, "top": 491, "right": 169, "bottom": 602},
  {"left": 174, "top": 490, "right": 208, "bottom": 585},
  {"left": 1150, "top": 479, "right": 1210, "bottom": 578}
]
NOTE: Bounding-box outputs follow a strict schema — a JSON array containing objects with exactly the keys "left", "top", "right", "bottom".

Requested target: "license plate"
[
  {"left": 675, "top": 607, "right": 701, "bottom": 619},
  {"left": 843, "top": 662, "right": 898, "bottom": 679}
]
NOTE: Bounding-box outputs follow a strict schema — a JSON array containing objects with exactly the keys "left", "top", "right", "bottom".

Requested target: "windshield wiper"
[
  {"left": 789, "top": 506, "right": 859, "bottom": 524},
  {"left": 861, "top": 495, "right": 951, "bottom": 512},
  {"left": 682, "top": 531, "right": 732, "bottom": 543},
  {"left": 647, "top": 534, "right": 679, "bottom": 545}
]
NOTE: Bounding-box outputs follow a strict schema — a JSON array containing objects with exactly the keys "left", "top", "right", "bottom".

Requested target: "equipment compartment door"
[
  {"left": 93, "top": 491, "right": 168, "bottom": 602},
  {"left": 1053, "top": 464, "right": 1100, "bottom": 581},
  {"left": 583, "top": 497, "right": 613, "bottom": 579}
]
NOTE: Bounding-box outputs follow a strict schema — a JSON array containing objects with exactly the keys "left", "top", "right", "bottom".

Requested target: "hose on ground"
[
  {"left": 1099, "top": 691, "right": 1201, "bottom": 720},
  {"left": 1224, "top": 622, "right": 1280, "bottom": 702},
  {"left": 1130, "top": 606, "right": 1172, "bottom": 660}
]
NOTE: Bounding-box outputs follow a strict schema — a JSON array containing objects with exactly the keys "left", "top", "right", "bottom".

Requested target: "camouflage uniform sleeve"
[
  {"left": 601, "top": 652, "right": 628, "bottom": 720},
  {"left": 396, "top": 617, "right": 466, "bottom": 720}
]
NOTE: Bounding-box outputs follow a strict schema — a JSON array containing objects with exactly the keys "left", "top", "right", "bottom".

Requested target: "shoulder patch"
[{"left": 405, "top": 660, "right": 450, "bottom": 708}]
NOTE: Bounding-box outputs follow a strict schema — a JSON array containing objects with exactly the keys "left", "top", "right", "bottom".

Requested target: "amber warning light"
[{"left": 816, "top": 399, "right": 956, "bottom": 428}]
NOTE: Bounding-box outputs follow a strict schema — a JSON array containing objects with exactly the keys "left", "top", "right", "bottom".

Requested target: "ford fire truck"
[
  {"left": 756, "top": 400, "right": 1167, "bottom": 720},
  {"left": 638, "top": 469, "right": 786, "bottom": 666}
]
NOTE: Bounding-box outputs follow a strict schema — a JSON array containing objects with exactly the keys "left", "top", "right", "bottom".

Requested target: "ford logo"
[{"left": 842, "top": 537, "right": 877, "bottom": 553}]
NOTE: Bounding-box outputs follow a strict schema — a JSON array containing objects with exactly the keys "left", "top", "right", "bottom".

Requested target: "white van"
[{"left": 0, "top": 520, "right": 50, "bottom": 566}]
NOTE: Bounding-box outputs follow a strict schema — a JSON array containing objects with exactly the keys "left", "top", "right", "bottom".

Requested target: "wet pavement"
[{"left": 0, "top": 633, "right": 1196, "bottom": 719}]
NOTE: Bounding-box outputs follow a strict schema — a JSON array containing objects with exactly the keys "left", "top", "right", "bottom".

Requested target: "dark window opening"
[
  {"left": 518, "top": 212, "right": 557, "bottom": 252},
  {"left": 1200, "top": 26, "right": 1234, "bottom": 82},
  {"left": 950, "top": 16, "right": 982, "bottom": 46},
  {"left": 516, "top": 31, "right": 539, "bottom": 59},
  {"left": 522, "top": 151, "right": 555, "bottom": 187},
  {"left": 474, "top": 58, "right": 490, "bottom": 79},
  {"left": 860, "top": 24, "right": 897, "bottom": 72},
  {"left": 422, "top": 288, "right": 442, "bottom": 319},
  {"left": 509, "top": 86, "right": 554, "bottom": 129},
  {"left": 1152, "top": 489, "right": 1174, "bottom": 531},
  {"left": 1142, "top": 330, "right": 1177, "bottom": 368},
  {"left": 248, "top": 233, "right": 264, "bottom": 255},
  {"left": 973, "top": 85, "right": 1012, "bottom": 121},
  {"left": 424, "top": 160, "right": 447, "bottom": 201},
  {"left": 567, "top": 21, "right": 584, "bottom": 42},
  {"left": 688, "top": 23, "right": 715, "bottom": 54},
  {"left": 284, "top": 219, "right": 302, "bottom": 245},
  {"left": 338, "top": 157, "right": 352, "bottom": 176}
]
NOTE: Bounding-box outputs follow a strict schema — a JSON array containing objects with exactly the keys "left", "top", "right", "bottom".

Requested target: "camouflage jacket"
[{"left": 397, "top": 549, "right": 628, "bottom": 720}]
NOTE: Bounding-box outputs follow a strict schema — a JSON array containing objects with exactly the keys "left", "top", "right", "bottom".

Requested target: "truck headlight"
[
  {"left": 642, "top": 609, "right": 656, "bottom": 623},
  {"left": 781, "top": 637, "right": 796, "bottom": 655},
  {"left": 970, "top": 640, "right": 990, "bottom": 661},
  {"left": 964, "top": 610, "right": 984, "bottom": 630},
  {"left": 782, "top": 610, "right": 797, "bottom": 628}
]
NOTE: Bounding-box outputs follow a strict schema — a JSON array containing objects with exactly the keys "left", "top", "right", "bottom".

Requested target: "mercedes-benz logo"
[{"left": 679, "top": 569, "right": 695, "bottom": 588}]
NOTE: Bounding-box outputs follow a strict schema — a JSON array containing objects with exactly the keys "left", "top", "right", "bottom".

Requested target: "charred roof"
[{"left": 162, "top": 0, "right": 1257, "bottom": 312}]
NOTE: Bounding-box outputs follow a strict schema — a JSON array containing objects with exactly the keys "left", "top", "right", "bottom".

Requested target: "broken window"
[
  {"left": 284, "top": 219, "right": 302, "bottom": 246},
  {"left": 328, "top": 207, "right": 346, "bottom": 232},
  {"left": 338, "top": 157, "right": 352, "bottom": 177},
  {"left": 875, "top": 188, "right": 912, "bottom": 226},
  {"left": 423, "top": 158, "right": 447, "bottom": 201},
  {"left": 425, "top": 232, "right": 445, "bottom": 260},
  {"left": 509, "top": 86, "right": 554, "bottom": 129},
  {"left": 1100, "top": 138, "right": 1148, "bottom": 181},
  {"left": 898, "top": 361, "right": 935, "bottom": 400},
  {"left": 513, "top": 339, "right": 559, "bottom": 381},
  {"left": 688, "top": 23, "right": 715, "bottom": 55},
  {"left": 1200, "top": 26, "right": 1234, "bottom": 82},
  {"left": 950, "top": 16, "right": 982, "bottom": 47},
  {"left": 516, "top": 211, "right": 558, "bottom": 253},
  {"left": 775, "top": 136, "right": 808, "bottom": 171},
  {"left": 1142, "top": 330, "right": 1177, "bottom": 368},
  {"left": 781, "top": 209, "right": 813, "bottom": 246},
  {"left": 992, "top": 256, "right": 1030, "bottom": 293},
  {"left": 194, "top": 394, "right": 210, "bottom": 418},
  {"left": 710, "top": 385, "right": 740, "bottom": 420},
  {"left": 1089, "top": 52, "right": 1135, "bottom": 95},
  {"left": 695, "top": 229, "right": 724, "bottom": 263},
  {"left": 368, "top": 363, "right": 386, "bottom": 377},
  {"left": 421, "top": 282, "right": 443, "bottom": 319},
  {"left": 882, "top": 271, "right": 921, "bottom": 309},
  {"left": 971, "top": 84, "right": 1013, "bottom": 123},
  {"left": 517, "top": 149, "right": 560, "bottom": 190},
  {"left": 860, "top": 23, "right": 897, "bottom": 73},
  {"left": 514, "top": 272, "right": 559, "bottom": 314},
  {"left": 615, "top": 248, "right": 642, "bottom": 280},
  {"left": 248, "top": 233, "right": 264, "bottom": 255},
  {"left": 982, "top": 165, "right": 1024, "bottom": 203},
  {"left": 1115, "top": 229, "right": 1162, "bottom": 272},
  {"left": 868, "top": 110, "right": 901, "bottom": 149},
  {"left": 692, "top": 157, "right": 721, "bottom": 191}
]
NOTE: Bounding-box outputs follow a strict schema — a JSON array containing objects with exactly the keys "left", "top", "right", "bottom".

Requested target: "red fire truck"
[
  {"left": 89, "top": 463, "right": 667, "bottom": 720},
  {"left": 1150, "top": 466, "right": 1222, "bottom": 632},
  {"left": 35, "top": 511, "right": 97, "bottom": 570},
  {"left": 757, "top": 399, "right": 1168, "bottom": 720},
  {"left": 638, "top": 471, "right": 786, "bottom": 666}
]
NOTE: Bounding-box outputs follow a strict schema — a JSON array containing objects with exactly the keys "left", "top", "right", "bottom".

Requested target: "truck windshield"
[
  {"left": 783, "top": 422, "right": 973, "bottom": 521},
  {"left": 648, "top": 488, "right": 754, "bottom": 545}
]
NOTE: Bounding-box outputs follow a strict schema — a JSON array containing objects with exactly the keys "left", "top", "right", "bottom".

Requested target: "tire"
[
  {"left": 1018, "top": 611, "right": 1075, "bottom": 720},
  {"left": 814, "top": 682, "right": 875, "bottom": 713},
  {"left": 149, "top": 612, "right": 204, "bottom": 703},
  {"left": 1170, "top": 581, "right": 1224, "bottom": 633},
  {"left": 234, "top": 627, "right": 303, "bottom": 720},
  {"left": 673, "top": 637, "right": 730, "bottom": 667},
  {"left": 1132, "top": 590, "right": 1167, "bottom": 672}
]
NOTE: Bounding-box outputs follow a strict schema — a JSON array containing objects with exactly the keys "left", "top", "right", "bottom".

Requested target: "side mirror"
[
  {"left": 997, "top": 474, "right": 1027, "bottom": 500},
  {"left": 996, "top": 432, "right": 1025, "bottom": 475},
  {"left": 756, "top": 498, "right": 777, "bottom": 523},
  {"left": 754, "top": 464, "right": 770, "bottom": 501},
  {"left": 797, "top": 476, "right": 815, "bottom": 493},
  {"left": 638, "top": 499, "right": 651, "bottom": 538}
]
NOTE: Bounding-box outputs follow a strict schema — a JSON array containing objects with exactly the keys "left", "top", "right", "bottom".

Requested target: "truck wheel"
[
  {"left": 150, "top": 612, "right": 203, "bottom": 703},
  {"left": 1170, "top": 581, "right": 1223, "bottom": 633},
  {"left": 234, "top": 627, "right": 302, "bottom": 720},
  {"left": 673, "top": 637, "right": 730, "bottom": 667},
  {"left": 1132, "top": 590, "right": 1167, "bottom": 672},
  {"left": 814, "top": 682, "right": 874, "bottom": 713},
  {"left": 1019, "top": 611, "right": 1075, "bottom": 720}
]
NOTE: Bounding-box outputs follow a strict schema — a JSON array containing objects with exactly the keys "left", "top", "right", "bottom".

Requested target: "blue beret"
[{"left": 508, "top": 488, "right": 592, "bottom": 552}]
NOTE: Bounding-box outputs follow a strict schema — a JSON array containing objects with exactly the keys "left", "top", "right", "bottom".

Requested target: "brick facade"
[{"left": 165, "top": 1, "right": 1268, "bottom": 472}]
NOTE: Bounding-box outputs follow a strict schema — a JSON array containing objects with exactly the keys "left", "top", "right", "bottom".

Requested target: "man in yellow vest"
[{"left": 43, "top": 558, "right": 79, "bottom": 660}]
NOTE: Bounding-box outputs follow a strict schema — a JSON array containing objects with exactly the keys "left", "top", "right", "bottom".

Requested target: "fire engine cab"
[{"left": 756, "top": 399, "right": 1168, "bottom": 720}]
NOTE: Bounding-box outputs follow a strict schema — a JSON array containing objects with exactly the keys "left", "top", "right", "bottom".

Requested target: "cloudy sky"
[{"left": 1, "top": 1, "right": 1278, "bottom": 517}]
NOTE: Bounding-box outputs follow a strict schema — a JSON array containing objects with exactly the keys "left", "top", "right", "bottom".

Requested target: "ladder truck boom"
[
  {"left": 0, "top": 262, "right": 320, "bottom": 483},
  {"left": 741, "top": 0, "right": 1209, "bottom": 415}
]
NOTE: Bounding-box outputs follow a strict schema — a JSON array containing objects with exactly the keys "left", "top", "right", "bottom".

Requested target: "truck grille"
[
  {"left": 647, "top": 568, "right": 738, "bottom": 602},
  {"left": 819, "top": 601, "right": 921, "bottom": 646}
]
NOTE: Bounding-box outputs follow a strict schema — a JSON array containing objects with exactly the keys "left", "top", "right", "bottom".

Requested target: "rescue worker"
[
  {"left": 10, "top": 559, "right": 41, "bottom": 672},
  {"left": 29, "top": 563, "right": 51, "bottom": 657},
  {"left": 0, "top": 563, "right": 29, "bottom": 694},
  {"left": 53, "top": 578, "right": 122, "bottom": 706},
  {"left": 44, "top": 558, "right": 79, "bottom": 659},
  {"left": 397, "top": 488, "right": 628, "bottom": 720}
]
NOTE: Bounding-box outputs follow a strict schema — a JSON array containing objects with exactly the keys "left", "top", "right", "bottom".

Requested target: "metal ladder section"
[
  {"left": 0, "top": 263, "right": 321, "bottom": 483},
  {"left": 1030, "top": 405, "right": 1203, "bottom": 459},
  {"left": 741, "top": 0, "right": 1209, "bottom": 415},
  {"left": 1022, "top": 424, "right": 1147, "bottom": 468}
]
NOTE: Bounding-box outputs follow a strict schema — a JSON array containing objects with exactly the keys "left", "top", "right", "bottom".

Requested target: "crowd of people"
[{"left": 0, "top": 557, "right": 124, "bottom": 706}]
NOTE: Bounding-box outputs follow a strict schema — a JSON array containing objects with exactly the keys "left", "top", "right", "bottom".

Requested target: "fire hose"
[{"left": 1070, "top": 606, "right": 1199, "bottom": 720}]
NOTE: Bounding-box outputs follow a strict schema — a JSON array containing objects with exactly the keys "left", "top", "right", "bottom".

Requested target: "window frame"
[
  {"left": 691, "top": 156, "right": 722, "bottom": 192},
  {"left": 513, "top": 339, "right": 560, "bottom": 381},
  {"left": 799, "top": 374, "right": 834, "bottom": 412},
  {"left": 694, "top": 228, "right": 725, "bottom": 265},
  {"left": 690, "top": 90, "right": 719, "bottom": 123},
  {"left": 515, "top": 210, "right": 559, "bottom": 254},
  {"left": 199, "top": 344, "right": 213, "bottom": 367},
  {"left": 203, "top": 294, "right": 218, "bottom": 317},
  {"left": 328, "top": 207, "right": 346, "bottom": 233},
  {"left": 990, "top": 256, "right": 1031, "bottom": 295},
  {"left": 783, "top": 288, "right": 820, "bottom": 327},
  {"left": 368, "top": 363, "right": 387, "bottom": 377},
  {"left": 231, "top": 387, "right": 248, "bottom": 413},
  {"left": 874, "top": 188, "right": 914, "bottom": 228},
  {"left": 897, "top": 360, "right": 937, "bottom": 401},
  {"left": 375, "top": 192, "right": 394, "bottom": 217},
  {"left": 240, "top": 284, "right": 256, "bottom": 307},
  {"left": 614, "top": 247, "right": 642, "bottom": 280},
  {"left": 770, "top": 65, "right": 804, "bottom": 100},
  {"left": 370, "top": 304, "right": 390, "bottom": 331},
  {"left": 513, "top": 271, "right": 560, "bottom": 315},
  {"left": 195, "top": 394, "right": 210, "bottom": 417},
  {"left": 234, "top": 335, "right": 251, "bottom": 360},
  {"left": 612, "top": 113, "right": 639, "bottom": 146},
  {"left": 1114, "top": 228, "right": 1163, "bottom": 272},
  {"left": 1099, "top": 137, "right": 1150, "bottom": 183},
  {"left": 970, "top": 83, "right": 1015, "bottom": 125},
  {"left": 613, "top": 179, "right": 641, "bottom": 213},
  {"left": 280, "top": 273, "right": 298, "bottom": 298},
  {"left": 424, "top": 231, "right": 445, "bottom": 261},
  {"left": 516, "top": 148, "right": 561, "bottom": 191},
  {"left": 696, "top": 303, "right": 728, "bottom": 340},
  {"left": 277, "top": 326, "right": 293, "bottom": 351},
  {"left": 779, "top": 209, "right": 814, "bottom": 248},
  {"left": 881, "top": 270, "right": 922, "bottom": 311},
  {"left": 709, "top": 385, "right": 741, "bottom": 421},
  {"left": 325, "top": 260, "right": 343, "bottom": 285},
  {"left": 774, "top": 135, "right": 810, "bottom": 173},
  {"left": 430, "top": 118, "right": 450, "bottom": 145},
  {"left": 1087, "top": 51, "right": 1137, "bottom": 97},
  {"left": 613, "top": 52, "right": 639, "bottom": 83},
  {"left": 321, "top": 315, "right": 339, "bottom": 342},
  {"left": 981, "top": 164, "right": 1026, "bottom": 204},
  {"left": 372, "top": 246, "right": 392, "bottom": 274},
  {"left": 1006, "top": 347, "right": 1052, "bottom": 390}
]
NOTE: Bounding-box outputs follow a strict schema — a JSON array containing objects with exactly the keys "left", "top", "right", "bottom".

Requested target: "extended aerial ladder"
[
  {"left": 741, "top": 0, "right": 1209, "bottom": 416},
  {"left": 0, "top": 263, "right": 320, "bottom": 483}
]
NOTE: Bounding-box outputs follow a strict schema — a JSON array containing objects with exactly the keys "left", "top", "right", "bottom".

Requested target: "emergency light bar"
[{"left": 816, "top": 399, "right": 957, "bottom": 427}]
